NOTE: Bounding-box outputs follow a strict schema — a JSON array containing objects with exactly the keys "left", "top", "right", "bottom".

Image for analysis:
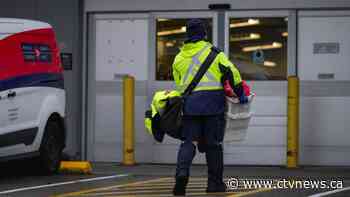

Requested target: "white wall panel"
[
  {"left": 300, "top": 97, "right": 350, "bottom": 147},
  {"left": 251, "top": 96, "right": 287, "bottom": 116},
  {"left": 301, "top": 147, "right": 350, "bottom": 166},
  {"left": 94, "top": 95, "right": 122, "bottom": 162},
  {"left": 299, "top": 11, "right": 350, "bottom": 165},
  {"left": 224, "top": 146, "right": 286, "bottom": 165},
  {"left": 94, "top": 92, "right": 150, "bottom": 162},
  {"left": 95, "top": 18, "right": 148, "bottom": 81},
  {"left": 299, "top": 16, "right": 350, "bottom": 81},
  {"left": 250, "top": 116, "right": 286, "bottom": 127},
  {"left": 226, "top": 126, "right": 287, "bottom": 146},
  {"left": 91, "top": 14, "right": 151, "bottom": 162}
]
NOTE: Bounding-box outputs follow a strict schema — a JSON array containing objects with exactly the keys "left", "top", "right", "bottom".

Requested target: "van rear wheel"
[{"left": 39, "top": 120, "right": 63, "bottom": 174}]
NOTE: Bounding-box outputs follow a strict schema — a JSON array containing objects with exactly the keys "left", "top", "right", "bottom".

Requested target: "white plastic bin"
[
  {"left": 226, "top": 96, "right": 252, "bottom": 116},
  {"left": 224, "top": 94, "right": 254, "bottom": 142}
]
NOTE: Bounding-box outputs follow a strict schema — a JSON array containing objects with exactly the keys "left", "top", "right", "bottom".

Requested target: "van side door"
[
  {"left": 8, "top": 43, "right": 54, "bottom": 137},
  {"left": 0, "top": 38, "right": 19, "bottom": 142},
  {"left": 10, "top": 37, "right": 63, "bottom": 151},
  {"left": 0, "top": 82, "right": 8, "bottom": 132}
]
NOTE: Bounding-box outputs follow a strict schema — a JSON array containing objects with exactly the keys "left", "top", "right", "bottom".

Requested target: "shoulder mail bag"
[{"left": 159, "top": 46, "right": 219, "bottom": 139}]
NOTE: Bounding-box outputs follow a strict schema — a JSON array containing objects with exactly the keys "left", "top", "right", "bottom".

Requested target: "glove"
[
  {"left": 223, "top": 80, "right": 235, "bottom": 97},
  {"left": 239, "top": 95, "right": 248, "bottom": 104}
]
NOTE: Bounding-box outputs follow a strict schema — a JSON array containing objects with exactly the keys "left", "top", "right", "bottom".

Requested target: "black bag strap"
[{"left": 182, "top": 46, "right": 219, "bottom": 97}]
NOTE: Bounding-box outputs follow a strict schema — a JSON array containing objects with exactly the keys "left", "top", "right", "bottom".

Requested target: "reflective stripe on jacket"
[
  {"left": 172, "top": 40, "right": 243, "bottom": 115},
  {"left": 172, "top": 40, "right": 242, "bottom": 93}
]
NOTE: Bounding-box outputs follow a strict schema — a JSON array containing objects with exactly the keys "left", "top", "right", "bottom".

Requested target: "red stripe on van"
[{"left": 0, "top": 28, "right": 63, "bottom": 81}]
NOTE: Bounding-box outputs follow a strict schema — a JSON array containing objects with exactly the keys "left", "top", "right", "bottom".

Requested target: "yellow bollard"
[
  {"left": 122, "top": 75, "right": 135, "bottom": 165},
  {"left": 287, "top": 76, "right": 299, "bottom": 168}
]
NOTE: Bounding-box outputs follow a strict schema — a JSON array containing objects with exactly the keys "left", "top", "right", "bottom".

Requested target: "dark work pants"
[{"left": 175, "top": 115, "right": 226, "bottom": 189}]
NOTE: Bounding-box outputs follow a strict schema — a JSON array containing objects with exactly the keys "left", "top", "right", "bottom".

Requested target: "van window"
[
  {"left": 22, "top": 44, "right": 36, "bottom": 62},
  {"left": 21, "top": 43, "right": 52, "bottom": 63},
  {"left": 38, "top": 45, "right": 52, "bottom": 63}
]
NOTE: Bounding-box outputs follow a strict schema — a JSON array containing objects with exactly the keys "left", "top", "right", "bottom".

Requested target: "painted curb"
[{"left": 59, "top": 161, "right": 92, "bottom": 174}]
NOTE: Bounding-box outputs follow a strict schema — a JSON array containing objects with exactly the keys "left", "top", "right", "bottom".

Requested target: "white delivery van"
[{"left": 0, "top": 18, "right": 66, "bottom": 174}]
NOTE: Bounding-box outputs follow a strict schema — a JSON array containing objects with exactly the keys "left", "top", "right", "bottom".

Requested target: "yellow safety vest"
[{"left": 172, "top": 40, "right": 242, "bottom": 93}]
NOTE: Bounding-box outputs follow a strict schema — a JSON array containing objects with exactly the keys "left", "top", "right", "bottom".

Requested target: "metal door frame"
[
  {"left": 223, "top": 10, "right": 297, "bottom": 165},
  {"left": 85, "top": 13, "right": 150, "bottom": 161},
  {"left": 225, "top": 10, "right": 297, "bottom": 79},
  {"left": 147, "top": 11, "right": 218, "bottom": 163},
  {"left": 83, "top": 11, "right": 218, "bottom": 161},
  {"left": 148, "top": 11, "right": 219, "bottom": 90}
]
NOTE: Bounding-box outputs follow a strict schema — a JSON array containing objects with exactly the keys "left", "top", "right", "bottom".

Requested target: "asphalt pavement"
[{"left": 0, "top": 162, "right": 350, "bottom": 197}]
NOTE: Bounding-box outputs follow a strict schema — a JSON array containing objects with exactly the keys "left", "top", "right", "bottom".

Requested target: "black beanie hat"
[{"left": 186, "top": 19, "right": 207, "bottom": 42}]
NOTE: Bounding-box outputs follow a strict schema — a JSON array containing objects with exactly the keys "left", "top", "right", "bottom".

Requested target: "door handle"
[{"left": 7, "top": 91, "right": 16, "bottom": 98}]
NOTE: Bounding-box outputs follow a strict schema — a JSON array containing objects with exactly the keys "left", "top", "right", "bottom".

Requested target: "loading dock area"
[
  {"left": 1, "top": 0, "right": 350, "bottom": 197},
  {"left": 84, "top": 9, "right": 350, "bottom": 166}
]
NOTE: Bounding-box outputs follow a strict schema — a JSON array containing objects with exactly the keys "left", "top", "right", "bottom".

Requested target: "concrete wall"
[{"left": 0, "top": 0, "right": 83, "bottom": 159}]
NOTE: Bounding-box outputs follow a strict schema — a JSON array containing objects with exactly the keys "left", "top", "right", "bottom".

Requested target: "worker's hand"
[{"left": 239, "top": 95, "right": 248, "bottom": 104}]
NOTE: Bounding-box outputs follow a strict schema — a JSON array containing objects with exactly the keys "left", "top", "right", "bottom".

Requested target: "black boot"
[
  {"left": 205, "top": 144, "right": 226, "bottom": 193},
  {"left": 206, "top": 182, "right": 226, "bottom": 193},
  {"left": 173, "top": 176, "right": 189, "bottom": 196},
  {"left": 173, "top": 142, "right": 196, "bottom": 196}
]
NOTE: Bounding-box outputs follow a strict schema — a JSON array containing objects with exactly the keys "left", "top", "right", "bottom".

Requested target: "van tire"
[{"left": 38, "top": 120, "right": 63, "bottom": 174}]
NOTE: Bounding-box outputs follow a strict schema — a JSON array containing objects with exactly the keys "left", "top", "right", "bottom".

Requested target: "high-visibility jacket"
[
  {"left": 172, "top": 40, "right": 243, "bottom": 115},
  {"left": 172, "top": 40, "right": 242, "bottom": 93},
  {"left": 145, "top": 90, "right": 181, "bottom": 138}
]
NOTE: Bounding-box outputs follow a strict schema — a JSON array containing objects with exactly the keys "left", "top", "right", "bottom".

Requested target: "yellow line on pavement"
[
  {"left": 142, "top": 177, "right": 230, "bottom": 182},
  {"left": 54, "top": 176, "right": 276, "bottom": 197},
  {"left": 79, "top": 188, "right": 206, "bottom": 196},
  {"left": 123, "top": 182, "right": 206, "bottom": 187},
  {"left": 94, "top": 191, "right": 244, "bottom": 197},
  {"left": 229, "top": 188, "right": 274, "bottom": 197},
  {"left": 53, "top": 177, "right": 172, "bottom": 197},
  {"left": 111, "top": 185, "right": 205, "bottom": 190}
]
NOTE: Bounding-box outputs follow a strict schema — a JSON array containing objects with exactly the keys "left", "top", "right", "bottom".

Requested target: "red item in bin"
[
  {"left": 223, "top": 80, "right": 235, "bottom": 97},
  {"left": 242, "top": 81, "right": 250, "bottom": 96},
  {"left": 224, "top": 80, "right": 251, "bottom": 97}
]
